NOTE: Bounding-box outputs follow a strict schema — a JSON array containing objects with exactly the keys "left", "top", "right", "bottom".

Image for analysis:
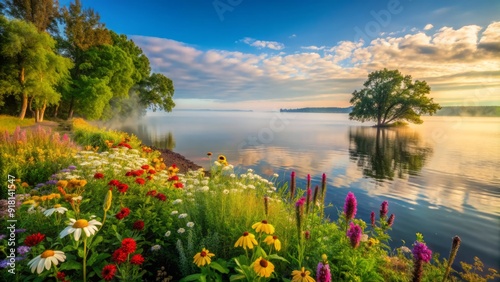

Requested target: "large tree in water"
[{"left": 349, "top": 69, "right": 441, "bottom": 127}]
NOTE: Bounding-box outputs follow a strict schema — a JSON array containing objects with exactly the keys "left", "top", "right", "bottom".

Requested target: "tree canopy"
[{"left": 349, "top": 69, "right": 441, "bottom": 126}]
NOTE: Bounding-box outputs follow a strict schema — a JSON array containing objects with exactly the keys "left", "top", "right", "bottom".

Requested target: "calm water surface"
[{"left": 116, "top": 111, "right": 500, "bottom": 271}]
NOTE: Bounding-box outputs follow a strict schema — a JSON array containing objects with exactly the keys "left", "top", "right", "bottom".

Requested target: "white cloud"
[
  {"left": 240, "top": 37, "right": 285, "bottom": 50},
  {"left": 424, "top": 24, "right": 434, "bottom": 30},
  {"left": 289, "top": 34, "right": 297, "bottom": 38},
  {"left": 132, "top": 21, "right": 500, "bottom": 109}
]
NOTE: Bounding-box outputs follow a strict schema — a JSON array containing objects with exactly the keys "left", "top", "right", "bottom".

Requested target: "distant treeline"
[
  {"left": 280, "top": 107, "right": 353, "bottom": 113},
  {"left": 434, "top": 106, "right": 500, "bottom": 117},
  {"left": 280, "top": 106, "right": 500, "bottom": 117}
]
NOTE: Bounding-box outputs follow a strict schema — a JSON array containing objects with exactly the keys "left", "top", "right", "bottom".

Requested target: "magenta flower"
[
  {"left": 370, "top": 211, "right": 376, "bottom": 227},
  {"left": 290, "top": 171, "right": 296, "bottom": 201},
  {"left": 295, "top": 197, "right": 306, "bottom": 207},
  {"left": 412, "top": 241, "right": 432, "bottom": 263},
  {"left": 343, "top": 192, "right": 357, "bottom": 221},
  {"left": 347, "top": 222, "right": 362, "bottom": 248},
  {"left": 387, "top": 214, "right": 395, "bottom": 227},
  {"left": 316, "top": 261, "right": 331, "bottom": 282},
  {"left": 380, "top": 201, "right": 389, "bottom": 218}
]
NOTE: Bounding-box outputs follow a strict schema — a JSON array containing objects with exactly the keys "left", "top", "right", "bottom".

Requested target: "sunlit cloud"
[
  {"left": 131, "top": 21, "right": 500, "bottom": 109},
  {"left": 423, "top": 23, "right": 434, "bottom": 30}
]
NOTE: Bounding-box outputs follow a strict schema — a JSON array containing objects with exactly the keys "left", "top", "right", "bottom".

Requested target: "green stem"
[{"left": 83, "top": 238, "right": 87, "bottom": 282}]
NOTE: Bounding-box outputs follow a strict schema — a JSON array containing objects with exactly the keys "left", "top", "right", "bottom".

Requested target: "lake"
[{"left": 114, "top": 110, "right": 500, "bottom": 272}]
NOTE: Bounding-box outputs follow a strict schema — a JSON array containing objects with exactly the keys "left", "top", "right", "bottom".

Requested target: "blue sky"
[{"left": 70, "top": 0, "right": 500, "bottom": 110}]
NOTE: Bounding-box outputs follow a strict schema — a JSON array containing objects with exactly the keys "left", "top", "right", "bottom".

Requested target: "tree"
[
  {"left": 0, "top": 17, "right": 71, "bottom": 120},
  {"left": 349, "top": 69, "right": 441, "bottom": 126},
  {"left": 137, "top": 73, "right": 175, "bottom": 112},
  {"left": 3, "top": 0, "right": 60, "bottom": 33}
]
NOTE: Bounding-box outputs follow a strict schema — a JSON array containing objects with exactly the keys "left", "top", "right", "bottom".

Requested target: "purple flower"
[
  {"left": 60, "top": 169, "right": 70, "bottom": 173},
  {"left": 343, "top": 192, "right": 357, "bottom": 221},
  {"left": 295, "top": 197, "right": 306, "bottom": 207},
  {"left": 380, "top": 201, "right": 389, "bottom": 218},
  {"left": 316, "top": 262, "right": 331, "bottom": 282},
  {"left": 290, "top": 171, "right": 296, "bottom": 200},
  {"left": 0, "top": 259, "right": 8, "bottom": 269},
  {"left": 36, "top": 183, "right": 45, "bottom": 188},
  {"left": 370, "top": 211, "right": 376, "bottom": 227},
  {"left": 15, "top": 228, "right": 26, "bottom": 233},
  {"left": 347, "top": 222, "right": 362, "bottom": 248},
  {"left": 68, "top": 165, "right": 77, "bottom": 170},
  {"left": 17, "top": 246, "right": 30, "bottom": 256},
  {"left": 387, "top": 214, "right": 395, "bottom": 227},
  {"left": 45, "top": 179, "right": 58, "bottom": 185},
  {"left": 0, "top": 234, "right": 6, "bottom": 240},
  {"left": 412, "top": 241, "right": 432, "bottom": 263}
]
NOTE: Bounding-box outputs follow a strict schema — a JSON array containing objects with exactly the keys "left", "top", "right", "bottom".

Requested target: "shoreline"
[{"left": 150, "top": 146, "right": 205, "bottom": 174}]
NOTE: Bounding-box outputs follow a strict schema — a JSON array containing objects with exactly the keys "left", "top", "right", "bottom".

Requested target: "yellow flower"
[
  {"left": 234, "top": 231, "right": 258, "bottom": 250},
  {"left": 368, "top": 238, "right": 379, "bottom": 247},
  {"left": 291, "top": 267, "right": 315, "bottom": 282},
  {"left": 28, "top": 250, "right": 66, "bottom": 274},
  {"left": 40, "top": 196, "right": 48, "bottom": 201},
  {"left": 57, "top": 180, "right": 68, "bottom": 188},
  {"left": 263, "top": 235, "right": 281, "bottom": 251},
  {"left": 252, "top": 220, "right": 275, "bottom": 234},
  {"left": 253, "top": 257, "right": 274, "bottom": 278},
  {"left": 193, "top": 248, "right": 215, "bottom": 267},
  {"left": 207, "top": 152, "right": 212, "bottom": 156},
  {"left": 21, "top": 182, "right": 29, "bottom": 187}
]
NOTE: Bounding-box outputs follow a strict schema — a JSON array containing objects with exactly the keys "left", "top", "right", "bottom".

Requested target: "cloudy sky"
[{"left": 72, "top": 0, "right": 499, "bottom": 110}]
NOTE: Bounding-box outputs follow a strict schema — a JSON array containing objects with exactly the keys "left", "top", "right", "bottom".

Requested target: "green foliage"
[
  {"left": 3, "top": 0, "right": 59, "bottom": 33},
  {"left": 349, "top": 69, "right": 441, "bottom": 126},
  {"left": 0, "top": 114, "right": 35, "bottom": 133},
  {"left": 138, "top": 73, "right": 176, "bottom": 112}
]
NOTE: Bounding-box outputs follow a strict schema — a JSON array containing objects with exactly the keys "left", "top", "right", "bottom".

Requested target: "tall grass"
[{"left": 0, "top": 115, "right": 35, "bottom": 133}]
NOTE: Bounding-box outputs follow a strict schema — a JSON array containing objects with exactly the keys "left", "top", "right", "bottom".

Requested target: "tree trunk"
[
  {"left": 54, "top": 103, "right": 59, "bottom": 118},
  {"left": 68, "top": 96, "right": 74, "bottom": 119},
  {"left": 19, "top": 93, "right": 28, "bottom": 120},
  {"left": 29, "top": 96, "right": 38, "bottom": 123},
  {"left": 39, "top": 101, "right": 47, "bottom": 122}
]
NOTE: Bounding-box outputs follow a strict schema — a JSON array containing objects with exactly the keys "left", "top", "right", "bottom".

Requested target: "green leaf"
[
  {"left": 87, "top": 252, "right": 110, "bottom": 266},
  {"left": 59, "top": 260, "right": 83, "bottom": 271},
  {"left": 267, "top": 254, "right": 289, "bottom": 263},
  {"left": 209, "top": 261, "right": 229, "bottom": 274},
  {"left": 90, "top": 235, "right": 103, "bottom": 248},
  {"left": 229, "top": 274, "right": 247, "bottom": 281},
  {"left": 179, "top": 274, "right": 201, "bottom": 282}
]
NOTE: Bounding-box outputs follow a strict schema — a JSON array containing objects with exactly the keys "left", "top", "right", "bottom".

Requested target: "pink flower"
[{"left": 343, "top": 192, "right": 357, "bottom": 221}]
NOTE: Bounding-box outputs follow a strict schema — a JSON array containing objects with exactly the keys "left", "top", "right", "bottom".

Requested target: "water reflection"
[
  {"left": 348, "top": 127, "right": 433, "bottom": 181},
  {"left": 121, "top": 124, "right": 176, "bottom": 150}
]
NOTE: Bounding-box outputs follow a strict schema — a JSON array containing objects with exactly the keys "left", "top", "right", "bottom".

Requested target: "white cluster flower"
[
  {"left": 186, "top": 222, "right": 195, "bottom": 228},
  {"left": 178, "top": 213, "right": 188, "bottom": 219},
  {"left": 177, "top": 228, "right": 185, "bottom": 234},
  {"left": 170, "top": 210, "right": 178, "bottom": 215},
  {"left": 151, "top": 245, "right": 161, "bottom": 251},
  {"left": 172, "top": 199, "right": 182, "bottom": 205},
  {"left": 165, "top": 231, "right": 171, "bottom": 237},
  {"left": 273, "top": 173, "right": 279, "bottom": 178},
  {"left": 201, "top": 179, "right": 209, "bottom": 185},
  {"left": 230, "top": 173, "right": 236, "bottom": 178},
  {"left": 199, "top": 186, "right": 209, "bottom": 192},
  {"left": 247, "top": 185, "right": 255, "bottom": 189},
  {"left": 223, "top": 189, "right": 229, "bottom": 194}
]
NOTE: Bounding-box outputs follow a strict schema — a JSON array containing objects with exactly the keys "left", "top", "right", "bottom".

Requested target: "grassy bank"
[{"left": 0, "top": 116, "right": 498, "bottom": 281}]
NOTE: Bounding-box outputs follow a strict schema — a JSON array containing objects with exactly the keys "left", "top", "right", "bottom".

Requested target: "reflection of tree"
[
  {"left": 349, "top": 127, "right": 432, "bottom": 180},
  {"left": 119, "top": 124, "right": 176, "bottom": 150}
]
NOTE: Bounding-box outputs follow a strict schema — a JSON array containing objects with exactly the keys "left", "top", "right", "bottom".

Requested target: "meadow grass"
[{"left": 0, "top": 115, "right": 35, "bottom": 133}]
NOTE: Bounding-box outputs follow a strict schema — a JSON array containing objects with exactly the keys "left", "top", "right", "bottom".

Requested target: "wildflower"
[
  {"left": 168, "top": 175, "right": 179, "bottom": 181},
  {"left": 108, "top": 179, "right": 120, "bottom": 187},
  {"left": 130, "top": 254, "right": 145, "bottom": 265},
  {"left": 193, "top": 248, "right": 215, "bottom": 267},
  {"left": 94, "top": 172, "right": 104, "bottom": 179},
  {"left": 101, "top": 264, "right": 117, "bottom": 281},
  {"left": 43, "top": 204, "right": 68, "bottom": 217},
  {"left": 24, "top": 233, "right": 45, "bottom": 246},
  {"left": 178, "top": 228, "right": 186, "bottom": 234},
  {"left": 380, "top": 201, "right": 389, "bottom": 219},
  {"left": 146, "top": 190, "right": 157, "bottom": 196},
  {"left": 115, "top": 207, "right": 131, "bottom": 220},
  {"left": 401, "top": 246, "right": 411, "bottom": 253},
  {"left": 252, "top": 220, "right": 275, "bottom": 234},
  {"left": 141, "top": 164, "right": 150, "bottom": 170},
  {"left": 60, "top": 218, "right": 102, "bottom": 241},
  {"left": 179, "top": 213, "right": 188, "bottom": 219},
  {"left": 148, "top": 169, "right": 156, "bottom": 174},
  {"left": 443, "top": 236, "right": 461, "bottom": 281},
  {"left": 412, "top": 241, "right": 433, "bottom": 282},
  {"left": 173, "top": 199, "right": 182, "bottom": 205},
  {"left": 218, "top": 155, "right": 228, "bottom": 165},
  {"left": 28, "top": 250, "right": 66, "bottom": 274},
  {"left": 253, "top": 257, "right": 274, "bottom": 278},
  {"left": 17, "top": 246, "right": 31, "bottom": 256},
  {"left": 121, "top": 238, "right": 137, "bottom": 254},
  {"left": 187, "top": 222, "right": 195, "bottom": 228},
  {"left": 133, "top": 220, "right": 145, "bottom": 230},
  {"left": 112, "top": 249, "right": 128, "bottom": 264},
  {"left": 174, "top": 182, "right": 184, "bottom": 188},
  {"left": 387, "top": 214, "right": 395, "bottom": 227},
  {"left": 290, "top": 171, "right": 296, "bottom": 200},
  {"left": 370, "top": 211, "right": 375, "bottom": 227},
  {"left": 165, "top": 231, "right": 171, "bottom": 237},
  {"left": 347, "top": 222, "right": 362, "bottom": 248},
  {"left": 135, "top": 178, "right": 145, "bottom": 185},
  {"left": 171, "top": 210, "right": 178, "bottom": 215},
  {"left": 103, "top": 189, "right": 112, "bottom": 212},
  {"left": 368, "top": 238, "right": 379, "bottom": 247},
  {"left": 57, "top": 271, "right": 66, "bottom": 281},
  {"left": 304, "top": 230, "right": 311, "bottom": 240},
  {"left": 57, "top": 180, "right": 68, "bottom": 188},
  {"left": 117, "top": 183, "right": 129, "bottom": 193},
  {"left": 234, "top": 231, "right": 258, "bottom": 250},
  {"left": 151, "top": 244, "right": 161, "bottom": 251},
  {"left": 295, "top": 197, "right": 306, "bottom": 207},
  {"left": 316, "top": 255, "right": 331, "bottom": 282},
  {"left": 155, "top": 193, "right": 167, "bottom": 201},
  {"left": 263, "top": 235, "right": 281, "bottom": 251},
  {"left": 343, "top": 192, "right": 357, "bottom": 221},
  {"left": 292, "top": 267, "right": 315, "bottom": 282}
]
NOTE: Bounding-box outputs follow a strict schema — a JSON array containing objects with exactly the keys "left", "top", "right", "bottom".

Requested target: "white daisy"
[
  {"left": 59, "top": 218, "right": 102, "bottom": 241},
  {"left": 178, "top": 228, "right": 185, "bottom": 234},
  {"left": 170, "top": 211, "right": 178, "bottom": 215},
  {"left": 151, "top": 244, "right": 161, "bottom": 251},
  {"left": 165, "top": 231, "right": 171, "bottom": 237},
  {"left": 178, "top": 213, "right": 188, "bottom": 219},
  {"left": 43, "top": 204, "right": 68, "bottom": 217},
  {"left": 186, "top": 222, "right": 195, "bottom": 228},
  {"left": 172, "top": 199, "right": 182, "bottom": 205},
  {"left": 28, "top": 250, "right": 66, "bottom": 274}
]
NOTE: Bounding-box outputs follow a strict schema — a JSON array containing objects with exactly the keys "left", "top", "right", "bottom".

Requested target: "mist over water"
[{"left": 111, "top": 110, "right": 500, "bottom": 271}]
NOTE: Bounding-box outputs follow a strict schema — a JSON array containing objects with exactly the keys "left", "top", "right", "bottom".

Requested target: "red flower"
[
  {"left": 117, "top": 183, "right": 129, "bottom": 193},
  {"left": 24, "top": 233, "right": 45, "bottom": 246},
  {"left": 146, "top": 175, "right": 153, "bottom": 181},
  {"left": 148, "top": 169, "right": 156, "bottom": 174},
  {"left": 133, "top": 170, "right": 144, "bottom": 176},
  {"left": 135, "top": 178, "right": 145, "bottom": 185},
  {"left": 146, "top": 190, "right": 157, "bottom": 196},
  {"left": 133, "top": 220, "right": 145, "bottom": 231},
  {"left": 108, "top": 179, "right": 120, "bottom": 187},
  {"left": 174, "top": 182, "right": 184, "bottom": 188},
  {"left": 155, "top": 193, "right": 167, "bottom": 201},
  {"left": 115, "top": 207, "right": 130, "bottom": 220},
  {"left": 102, "top": 264, "right": 117, "bottom": 281},
  {"left": 121, "top": 238, "right": 137, "bottom": 254},
  {"left": 94, "top": 172, "right": 104, "bottom": 179},
  {"left": 130, "top": 254, "right": 145, "bottom": 265},
  {"left": 125, "top": 171, "right": 133, "bottom": 177},
  {"left": 167, "top": 175, "right": 179, "bottom": 181},
  {"left": 112, "top": 248, "right": 128, "bottom": 264},
  {"left": 141, "top": 164, "right": 150, "bottom": 170},
  {"left": 118, "top": 142, "right": 132, "bottom": 149},
  {"left": 56, "top": 271, "right": 66, "bottom": 281}
]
